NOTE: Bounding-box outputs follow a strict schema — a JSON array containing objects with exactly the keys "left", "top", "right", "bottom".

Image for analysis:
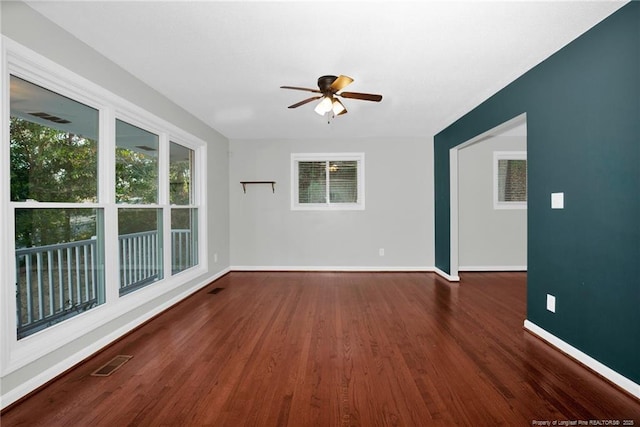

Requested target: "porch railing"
[
  {"left": 118, "top": 230, "right": 160, "bottom": 295},
  {"left": 15, "top": 238, "right": 99, "bottom": 339},
  {"left": 16, "top": 229, "right": 192, "bottom": 338},
  {"left": 172, "top": 228, "right": 196, "bottom": 274}
]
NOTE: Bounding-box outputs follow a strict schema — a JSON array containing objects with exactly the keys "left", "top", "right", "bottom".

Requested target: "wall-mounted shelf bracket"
[{"left": 240, "top": 181, "right": 276, "bottom": 193}]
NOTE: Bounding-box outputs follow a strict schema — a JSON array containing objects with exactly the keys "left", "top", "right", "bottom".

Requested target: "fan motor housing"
[{"left": 317, "top": 75, "right": 338, "bottom": 93}]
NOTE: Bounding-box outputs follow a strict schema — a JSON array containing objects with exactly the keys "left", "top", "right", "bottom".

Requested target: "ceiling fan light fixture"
[
  {"left": 314, "top": 96, "right": 333, "bottom": 115},
  {"left": 282, "top": 75, "right": 381, "bottom": 120},
  {"left": 331, "top": 98, "right": 346, "bottom": 115}
]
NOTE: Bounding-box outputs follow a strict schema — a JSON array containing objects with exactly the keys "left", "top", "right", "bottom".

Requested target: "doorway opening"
[{"left": 449, "top": 113, "right": 527, "bottom": 279}]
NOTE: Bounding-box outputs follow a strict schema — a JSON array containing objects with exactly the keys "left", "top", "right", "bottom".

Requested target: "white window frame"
[
  {"left": 291, "top": 153, "right": 365, "bottom": 211},
  {"left": 493, "top": 151, "right": 527, "bottom": 210},
  {"left": 1, "top": 36, "right": 208, "bottom": 377}
]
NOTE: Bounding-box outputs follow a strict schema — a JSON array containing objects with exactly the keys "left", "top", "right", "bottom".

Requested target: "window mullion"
[
  {"left": 325, "top": 161, "right": 330, "bottom": 205},
  {"left": 159, "top": 133, "right": 171, "bottom": 285},
  {"left": 102, "top": 107, "right": 119, "bottom": 305},
  {"left": 100, "top": 107, "right": 116, "bottom": 205},
  {"left": 158, "top": 133, "right": 170, "bottom": 206}
]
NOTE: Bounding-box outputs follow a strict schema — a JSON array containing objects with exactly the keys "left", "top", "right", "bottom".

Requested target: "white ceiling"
[{"left": 24, "top": 1, "right": 627, "bottom": 141}]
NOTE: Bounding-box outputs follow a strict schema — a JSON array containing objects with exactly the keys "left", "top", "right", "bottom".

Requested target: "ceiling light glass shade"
[
  {"left": 332, "top": 99, "right": 345, "bottom": 115},
  {"left": 314, "top": 96, "right": 333, "bottom": 115}
]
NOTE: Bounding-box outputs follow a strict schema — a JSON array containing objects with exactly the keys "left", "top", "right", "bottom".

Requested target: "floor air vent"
[
  {"left": 208, "top": 287, "right": 225, "bottom": 294},
  {"left": 91, "top": 355, "right": 133, "bottom": 377}
]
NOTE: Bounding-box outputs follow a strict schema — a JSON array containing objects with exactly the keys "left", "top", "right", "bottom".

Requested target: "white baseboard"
[
  {"left": 459, "top": 265, "right": 527, "bottom": 272},
  {"left": 230, "top": 265, "right": 435, "bottom": 272},
  {"left": 0, "top": 267, "right": 230, "bottom": 410},
  {"left": 232, "top": 265, "right": 465, "bottom": 284},
  {"left": 524, "top": 320, "right": 639, "bottom": 399}
]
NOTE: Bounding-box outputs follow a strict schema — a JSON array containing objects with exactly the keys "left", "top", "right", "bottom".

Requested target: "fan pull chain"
[{"left": 327, "top": 112, "right": 335, "bottom": 124}]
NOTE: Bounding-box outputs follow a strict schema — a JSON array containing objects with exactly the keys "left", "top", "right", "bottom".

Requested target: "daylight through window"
[
  {"left": 494, "top": 151, "right": 527, "bottom": 209},
  {"left": 292, "top": 153, "right": 364, "bottom": 210},
  {"left": 10, "top": 75, "right": 105, "bottom": 338},
  {"left": 7, "top": 71, "right": 204, "bottom": 340}
]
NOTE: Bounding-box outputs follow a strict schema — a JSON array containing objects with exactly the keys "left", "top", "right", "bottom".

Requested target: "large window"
[
  {"left": 494, "top": 151, "right": 527, "bottom": 209},
  {"left": 10, "top": 75, "right": 105, "bottom": 338},
  {"left": 291, "top": 153, "right": 365, "bottom": 210},
  {"left": 6, "top": 67, "right": 204, "bottom": 346}
]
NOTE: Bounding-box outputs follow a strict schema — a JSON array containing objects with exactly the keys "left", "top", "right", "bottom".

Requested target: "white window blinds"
[{"left": 292, "top": 154, "right": 364, "bottom": 210}]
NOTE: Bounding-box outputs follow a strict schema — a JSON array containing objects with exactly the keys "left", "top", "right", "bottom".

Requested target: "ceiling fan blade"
[
  {"left": 339, "top": 91, "right": 383, "bottom": 102},
  {"left": 287, "top": 96, "right": 322, "bottom": 109},
  {"left": 281, "top": 85, "right": 322, "bottom": 93},
  {"left": 330, "top": 75, "right": 354, "bottom": 92}
]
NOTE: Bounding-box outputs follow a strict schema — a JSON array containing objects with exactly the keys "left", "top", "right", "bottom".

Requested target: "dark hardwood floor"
[{"left": 2, "top": 272, "right": 639, "bottom": 426}]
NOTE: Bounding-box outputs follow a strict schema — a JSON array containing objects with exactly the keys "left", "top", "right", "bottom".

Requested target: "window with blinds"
[
  {"left": 494, "top": 151, "right": 527, "bottom": 209},
  {"left": 292, "top": 153, "right": 364, "bottom": 210}
]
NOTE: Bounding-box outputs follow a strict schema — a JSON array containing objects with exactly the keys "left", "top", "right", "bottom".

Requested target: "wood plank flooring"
[{"left": 2, "top": 272, "right": 639, "bottom": 426}]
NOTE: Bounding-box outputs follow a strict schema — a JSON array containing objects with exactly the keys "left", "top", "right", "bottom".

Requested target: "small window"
[
  {"left": 494, "top": 151, "right": 527, "bottom": 209},
  {"left": 291, "top": 153, "right": 364, "bottom": 210}
]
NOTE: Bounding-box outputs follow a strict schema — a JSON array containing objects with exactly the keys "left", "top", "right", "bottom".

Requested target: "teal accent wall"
[{"left": 434, "top": 2, "right": 639, "bottom": 383}]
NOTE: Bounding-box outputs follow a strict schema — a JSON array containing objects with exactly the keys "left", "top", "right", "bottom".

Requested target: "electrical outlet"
[
  {"left": 379, "top": 248, "right": 385, "bottom": 257},
  {"left": 214, "top": 253, "right": 218, "bottom": 263},
  {"left": 546, "top": 294, "right": 556, "bottom": 313}
]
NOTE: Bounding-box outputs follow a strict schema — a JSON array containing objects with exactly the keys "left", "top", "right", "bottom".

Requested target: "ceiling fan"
[{"left": 280, "top": 75, "right": 382, "bottom": 119}]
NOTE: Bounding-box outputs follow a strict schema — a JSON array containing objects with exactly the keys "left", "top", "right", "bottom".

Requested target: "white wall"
[
  {"left": 1, "top": 1, "right": 230, "bottom": 408},
  {"left": 230, "top": 137, "right": 434, "bottom": 269},
  {"left": 458, "top": 131, "right": 527, "bottom": 270}
]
